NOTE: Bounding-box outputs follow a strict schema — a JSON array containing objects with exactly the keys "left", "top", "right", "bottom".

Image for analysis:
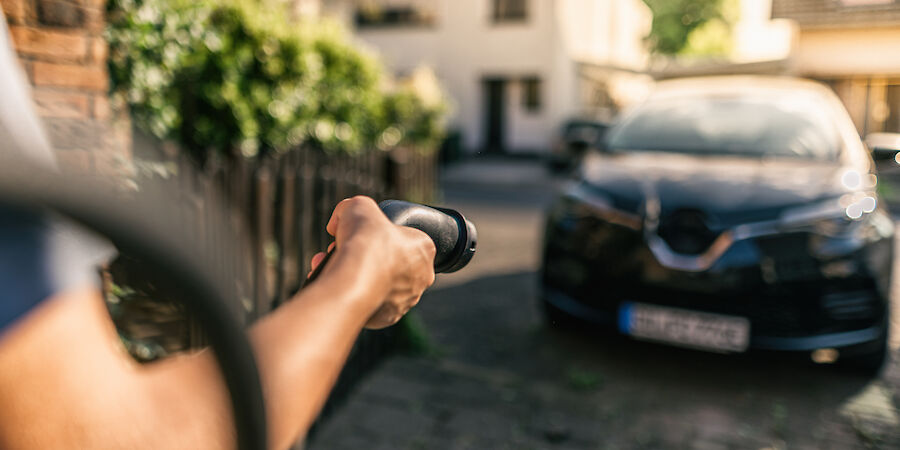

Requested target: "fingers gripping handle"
[
  {"left": 304, "top": 200, "right": 477, "bottom": 286},
  {"left": 377, "top": 200, "right": 476, "bottom": 273},
  {"left": 304, "top": 249, "right": 335, "bottom": 286}
]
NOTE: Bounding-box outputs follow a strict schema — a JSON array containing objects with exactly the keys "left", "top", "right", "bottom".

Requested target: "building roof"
[{"left": 772, "top": 0, "right": 900, "bottom": 29}]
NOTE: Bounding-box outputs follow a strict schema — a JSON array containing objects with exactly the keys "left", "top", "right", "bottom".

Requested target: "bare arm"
[{"left": 0, "top": 196, "right": 435, "bottom": 449}]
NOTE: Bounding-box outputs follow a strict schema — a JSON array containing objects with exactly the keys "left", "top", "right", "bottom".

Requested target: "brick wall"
[{"left": 2, "top": 0, "right": 131, "bottom": 174}]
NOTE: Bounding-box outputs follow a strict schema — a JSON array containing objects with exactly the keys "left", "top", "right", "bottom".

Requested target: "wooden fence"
[{"left": 106, "top": 142, "right": 438, "bottom": 441}]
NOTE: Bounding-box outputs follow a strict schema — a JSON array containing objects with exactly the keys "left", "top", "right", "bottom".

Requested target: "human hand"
[{"left": 310, "top": 196, "right": 436, "bottom": 328}]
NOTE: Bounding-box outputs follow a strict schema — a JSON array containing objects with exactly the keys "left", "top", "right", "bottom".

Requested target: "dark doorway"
[{"left": 483, "top": 78, "right": 507, "bottom": 153}]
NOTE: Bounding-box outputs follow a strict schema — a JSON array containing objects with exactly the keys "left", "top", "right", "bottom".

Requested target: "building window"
[
  {"left": 356, "top": 4, "right": 435, "bottom": 28},
  {"left": 492, "top": 0, "right": 527, "bottom": 23},
  {"left": 522, "top": 77, "right": 541, "bottom": 112}
]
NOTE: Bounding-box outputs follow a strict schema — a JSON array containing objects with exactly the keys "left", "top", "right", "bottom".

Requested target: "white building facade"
[{"left": 323, "top": 0, "right": 652, "bottom": 154}]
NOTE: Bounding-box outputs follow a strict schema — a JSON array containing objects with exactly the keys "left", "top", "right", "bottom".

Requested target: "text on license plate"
[{"left": 618, "top": 302, "right": 750, "bottom": 353}]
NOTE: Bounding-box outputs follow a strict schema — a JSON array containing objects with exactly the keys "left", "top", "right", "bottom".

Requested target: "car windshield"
[{"left": 605, "top": 92, "right": 841, "bottom": 161}]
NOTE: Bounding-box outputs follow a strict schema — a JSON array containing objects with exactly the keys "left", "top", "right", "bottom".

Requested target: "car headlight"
[
  {"left": 778, "top": 193, "right": 876, "bottom": 237},
  {"left": 560, "top": 182, "right": 642, "bottom": 230},
  {"left": 809, "top": 216, "right": 856, "bottom": 237},
  {"left": 563, "top": 181, "right": 615, "bottom": 212}
]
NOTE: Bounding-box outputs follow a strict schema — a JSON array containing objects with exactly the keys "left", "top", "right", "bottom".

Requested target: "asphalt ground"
[{"left": 314, "top": 158, "right": 900, "bottom": 449}]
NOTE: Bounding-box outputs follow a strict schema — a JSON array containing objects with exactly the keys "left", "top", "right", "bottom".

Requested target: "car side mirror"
[
  {"left": 866, "top": 133, "right": 900, "bottom": 162},
  {"left": 569, "top": 139, "right": 590, "bottom": 154}
]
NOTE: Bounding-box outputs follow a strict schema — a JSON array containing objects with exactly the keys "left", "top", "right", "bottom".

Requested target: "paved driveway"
[{"left": 314, "top": 158, "right": 900, "bottom": 449}]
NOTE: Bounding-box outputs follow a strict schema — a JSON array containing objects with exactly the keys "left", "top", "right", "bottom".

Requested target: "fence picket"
[{"left": 113, "top": 143, "right": 436, "bottom": 442}]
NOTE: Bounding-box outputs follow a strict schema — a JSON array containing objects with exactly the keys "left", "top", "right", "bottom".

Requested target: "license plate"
[{"left": 618, "top": 302, "right": 750, "bottom": 353}]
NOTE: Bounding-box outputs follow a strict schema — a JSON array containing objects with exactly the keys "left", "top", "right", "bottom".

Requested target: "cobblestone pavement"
[{"left": 314, "top": 158, "right": 900, "bottom": 449}]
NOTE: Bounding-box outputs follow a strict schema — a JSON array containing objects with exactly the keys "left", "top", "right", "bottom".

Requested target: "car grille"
[
  {"left": 821, "top": 291, "right": 879, "bottom": 321},
  {"left": 727, "top": 296, "right": 811, "bottom": 336},
  {"left": 656, "top": 209, "right": 719, "bottom": 255},
  {"left": 756, "top": 234, "right": 821, "bottom": 282}
]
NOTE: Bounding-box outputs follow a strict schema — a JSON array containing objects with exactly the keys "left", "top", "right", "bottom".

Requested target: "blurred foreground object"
[
  {"left": 542, "top": 75, "right": 893, "bottom": 375},
  {"left": 0, "top": 162, "right": 268, "bottom": 450}
]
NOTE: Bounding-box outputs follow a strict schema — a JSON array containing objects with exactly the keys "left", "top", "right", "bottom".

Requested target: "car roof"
[{"left": 651, "top": 76, "right": 834, "bottom": 99}]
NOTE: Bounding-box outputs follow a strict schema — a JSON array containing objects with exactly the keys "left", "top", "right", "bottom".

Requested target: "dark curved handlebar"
[{"left": 378, "top": 200, "right": 476, "bottom": 273}]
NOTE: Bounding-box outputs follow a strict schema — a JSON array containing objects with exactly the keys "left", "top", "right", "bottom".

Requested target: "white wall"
[
  {"left": 345, "top": 0, "right": 649, "bottom": 153},
  {"left": 793, "top": 28, "right": 900, "bottom": 77},
  {"left": 731, "top": 0, "right": 794, "bottom": 63},
  {"left": 557, "top": 0, "right": 650, "bottom": 70}
]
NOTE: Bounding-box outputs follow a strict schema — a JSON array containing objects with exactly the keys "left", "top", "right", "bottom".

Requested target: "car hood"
[{"left": 579, "top": 152, "right": 855, "bottom": 228}]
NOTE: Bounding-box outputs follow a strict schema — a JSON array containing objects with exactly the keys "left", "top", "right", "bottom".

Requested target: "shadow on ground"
[
  {"left": 421, "top": 270, "right": 883, "bottom": 385},
  {"left": 316, "top": 270, "right": 900, "bottom": 449}
]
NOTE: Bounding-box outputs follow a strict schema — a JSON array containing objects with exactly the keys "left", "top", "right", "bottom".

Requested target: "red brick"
[
  {"left": 32, "top": 61, "right": 108, "bottom": 91},
  {"left": 32, "top": 89, "right": 90, "bottom": 118},
  {"left": 8, "top": 26, "right": 88, "bottom": 62},
  {"left": 1, "top": 0, "right": 27, "bottom": 24},
  {"left": 88, "top": 37, "right": 107, "bottom": 63},
  {"left": 82, "top": 6, "right": 105, "bottom": 34},
  {"left": 92, "top": 94, "right": 110, "bottom": 120},
  {"left": 37, "top": 0, "right": 84, "bottom": 28}
]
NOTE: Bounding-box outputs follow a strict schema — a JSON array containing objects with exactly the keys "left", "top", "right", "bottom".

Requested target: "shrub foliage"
[{"left": 107, "top": 0, "right": 446, "bottom": 161}]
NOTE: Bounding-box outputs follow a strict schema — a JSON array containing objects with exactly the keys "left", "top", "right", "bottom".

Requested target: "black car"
[{"left": 542, "top": 76, "right": 894, "bottom": 373}]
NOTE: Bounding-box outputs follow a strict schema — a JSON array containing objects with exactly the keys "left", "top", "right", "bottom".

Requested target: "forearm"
[
  {"left": 0, "top": 196, "right": 427, "bottom": 449},
  {"left": 144, "top": 250, "right": 385, "bottom": 449},
  {"left": 248, "top": 251, "right": 384, "bottom": 448},
  {"left": 0, "top": 252, "right": 383, "bottom": 450}
]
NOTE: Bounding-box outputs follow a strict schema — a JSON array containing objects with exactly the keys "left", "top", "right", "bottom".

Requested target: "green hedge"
[{"left": 106, "top": 0, "right": 446, "bottom": 161}]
